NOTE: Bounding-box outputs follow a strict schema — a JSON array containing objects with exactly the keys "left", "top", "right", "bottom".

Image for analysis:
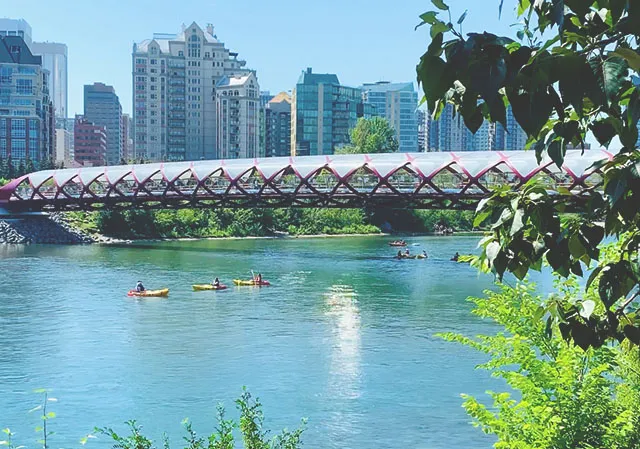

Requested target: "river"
[{"left": 0, "top": 235, "right": 546, "bottom": 449}]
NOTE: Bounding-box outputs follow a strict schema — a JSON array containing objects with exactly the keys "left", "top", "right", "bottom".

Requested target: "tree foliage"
[
  {"left": 336, "top": 117, "right": 399, "bottom": 154},
  {"left": 417, "top": 0, "right": 640, "bottom": 349},
  {"left": 441, "top": 271, "right": 640, "bottom": 449}
]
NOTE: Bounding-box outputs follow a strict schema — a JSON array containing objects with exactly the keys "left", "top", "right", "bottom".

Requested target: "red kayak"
[{"left": 388, "top": 242, "right": 407, "bottom": 247}]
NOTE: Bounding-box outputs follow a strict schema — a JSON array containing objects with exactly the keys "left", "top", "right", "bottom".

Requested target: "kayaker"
[
  {"left": 135, "top": 281, "right": 145, "bottom": 292},
  {"left": 423, "top": 250, "right": 428, "bottom": 258},
  {"left": 256, "top": 273, "right": 263, "bottom": 284},
  {"left": 451, "top": 252, "right": 460, "bottom": 262},
  {"left": 212, "top": 277, "right": 220, "bottom": 288},
  {"left": 397, "top": 250, "right": 402, "bottom": 258},
  {"left": 404, "top": 248, "right": 410, "bottom": 256}
]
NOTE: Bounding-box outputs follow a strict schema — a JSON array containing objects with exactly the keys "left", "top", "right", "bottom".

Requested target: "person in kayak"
[
  {"left": 212, "top": 277, "right": 220, "bottom": 288},
  {"left": 135, "top": 281, "right": 145, "bottom": 292},
  {"left": 451, "top": 252, "right": 460, "bottom": 262},
  {"left": 256, "top": 273, "right": 263, "bottom": 284},
  {"left": 423, "top": 250, "right": 428, "bottom": 258},
  {"left": 404, "top": 248, "right": 410, "bottom": 256},
  {"left": 397, "top": 250, "right": 403, "bottom": 258}
]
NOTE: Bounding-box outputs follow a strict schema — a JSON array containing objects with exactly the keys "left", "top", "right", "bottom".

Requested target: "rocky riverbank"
[{"left": 0, "top": 213, "right": 95, "bottom": 244}]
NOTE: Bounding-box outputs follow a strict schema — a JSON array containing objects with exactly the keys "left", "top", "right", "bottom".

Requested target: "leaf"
[
  {"left": 510, "top": 209, "right": 525, "bottom": 236},
  {"left": 547, "top": 139, "right": 566, "bottom": 169},
  {"left": 486, "top": 241, "right": 501, "bottom": 264},
  {"left": 590, "top": 118, "right": 620, "bottom": 147},
  {"left": 417, "top": 54, "right": 452, "bottom": 113},
  {"left": 431, "top": 22, "right": 451, "bottom": 39},
  {"left": 624, "top": 325, "right": 640, "bottom": 345},
  {"left": 579, "top": 300, "right": 596, "bottom": 319},
  {"left": 551, "top": 0, "right": 565, "bottom": 30},
  {"left": 612, "top": 48, "right": 640, "bottom": 73},
  {"left": 46, "top": 412, "right": 56, "bottom": 419},
  {"left": 507, "top": 88, "right": 553, "bottom": 138},
  {"left": 591, "top": 57, "right": 629, "bottom": 105},
  {"left": 533, "top": 305, "right": 546, "bottom": 321},
  {"left": 416, "top": 11, "right": 439, "bottom": 30},
  {"left": 457, "top": 10, "right": 468, "bottom": 24},
  {"left": 571, "top": 322, "right": 595, "bottom": 351},
  {"left": 431, "top": 0, "right": 449, "bottom": 11}
]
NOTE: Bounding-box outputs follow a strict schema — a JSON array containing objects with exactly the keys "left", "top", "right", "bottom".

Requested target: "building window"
[
  {"left": 11, "top": 119, "right": 26, "bottom": 138},
  {"left": 178, "top": 51, "right": 184, "bottom": 57},
  {"left": 205, "top": 52, "right": 210, "bottom": 58},
  {"left": 151, "top": 59, "right": 157, "bottom": 65}
]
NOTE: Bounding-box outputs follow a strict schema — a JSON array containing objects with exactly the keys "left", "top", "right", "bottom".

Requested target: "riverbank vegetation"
[
  {"left": 64, "top": 208, "right": 475, "bottom": 239},
  {"left": 2, "top": 389, "right": 305, "bottom": 449},
  {"left": 420, "top": 0, "right": 640, "bottom": 447}
]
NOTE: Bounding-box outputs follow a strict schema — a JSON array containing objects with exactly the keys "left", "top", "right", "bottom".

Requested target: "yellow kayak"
[
  {"left": 128, "top": 288, "right": 169, "bottom": 297},
  {"left": 233, "top": 279, "right": 271, "bottom": 286},
  {"left": 192, "top": 284, "right": 228, "bottom": 291}
]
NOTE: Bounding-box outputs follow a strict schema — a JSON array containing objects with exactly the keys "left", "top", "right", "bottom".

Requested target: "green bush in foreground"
[
  {"left": 440, "top": 270, "right": 640, "bottom": 448},
  {"left": 2, "top": 389, "right": 305, "bottom": 449}
]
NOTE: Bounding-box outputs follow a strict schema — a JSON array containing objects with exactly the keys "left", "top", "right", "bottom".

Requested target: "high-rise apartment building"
[
  {"left": 417, "top": 109, "right": 427, "bottom": 152},
  {"left": 31, "top": 42, "right": 67, "bottom": 119},
  {"left": 55, "top": 127, "right": 72, "bottom": 165},
  {"left": 132, "top": 22, "right": 254, "bottom": 162},
  {"left": 74, "top": 115, "right": 107, "bottom": 166},
  {"left": 258, "top": 91, "right": 274, "bottom": 157},
  {"left": 265, "top": 92, "right": 291, "bottom": 158},
  {"left": 291, "top": 68, "right": 372, "bottom": 156},
  {"left": 0, "top": 20, "right": 68, "bottom": 120},
  {"left": 122, "top": 113, "right": 132, "bottom": 162},
  {"left": 425, "top": 103, "right": 527, "bottom": 151},
  {"left": 0, "top": 36, "right": 53, "bottom": 164},
  {"left": 83, "top": 82, "right": 122, "bottom": 165},
  {"left": 0, "top": 19, "right": 32, "bottom": 48},
  {"left": 468, "top": 121, "right": 499, "bottom": 151},
  {"left": 504, "top": 105, "right": 527, "bottom": 150},
  {"left": 362, "top": 81, "right": 419, "bottom": 152},
  {"left": 431, "top": 103, "right": 468, "bottom": 151},
  {"left": 216, "top": 72, "right": 260, "bottom": 159}
]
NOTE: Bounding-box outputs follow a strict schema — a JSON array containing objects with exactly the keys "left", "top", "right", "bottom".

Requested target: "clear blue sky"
[{"left": 4, "top": 0, "right": 517, "bottom": 116}]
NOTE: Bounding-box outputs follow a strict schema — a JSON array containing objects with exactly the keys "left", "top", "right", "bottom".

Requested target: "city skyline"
[{"left": 0, "top": 0, "right": 516, "bottom": 117}]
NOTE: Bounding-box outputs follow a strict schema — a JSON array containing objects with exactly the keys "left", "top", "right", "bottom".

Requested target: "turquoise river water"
[{"left": 0, "top": 236, "right": 554, "bottom": 449}]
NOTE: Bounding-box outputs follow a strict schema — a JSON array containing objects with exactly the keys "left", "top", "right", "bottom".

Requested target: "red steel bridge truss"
[{"left": 0, "top": 151, "right": 612, "bottom": 212}]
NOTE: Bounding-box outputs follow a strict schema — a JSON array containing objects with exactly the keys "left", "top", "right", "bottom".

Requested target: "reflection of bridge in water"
[{"left": 0, "top": 151, "right": 612, "bottom": 212}]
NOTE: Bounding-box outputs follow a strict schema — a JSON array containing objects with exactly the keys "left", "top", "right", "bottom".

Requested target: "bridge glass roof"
[{"left": 0, "top": 151, "right": 613, "bottom": 211}]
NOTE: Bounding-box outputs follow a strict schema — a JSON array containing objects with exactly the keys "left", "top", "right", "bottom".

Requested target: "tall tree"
[
  {"left": 337, "top": 117, "right": 399, "bottom": 154},
  {"left": 25, "top": 156, "right": 35, "bottom": 175},
  {"left": 417, "top": 0, "right": 640, "bottom": 349},
  {"left": 6, "top": 156, "right": 15, "bottom": 180}
]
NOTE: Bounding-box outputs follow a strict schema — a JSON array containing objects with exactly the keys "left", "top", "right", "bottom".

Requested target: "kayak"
[
  {"left": 193, "top": 284, "right": 228, "bottom": 291},
  {"left": 233, "top": 279, "right": 271, "bottom": 286},
  {"left": 388, "top": 242, "right": 407, "bottom": 247},
  {"left": 395, "top": 255, "right": 427, "bottom": 260},
  {"left": 127, "top": 288, "right": 169, "bottom": 297}
]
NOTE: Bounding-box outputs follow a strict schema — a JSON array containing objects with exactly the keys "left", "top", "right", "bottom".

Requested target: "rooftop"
[
  {"left": 0, "top": 35, "right": 41, "bottom": 65},
  {"left": 361, "top": 81, "right": 416, "bottom": 93},
  {"left": 269, "top": 91, "right": 292, "bottom": 104},
  {"left": 297, "top": 67, "right": 340, "bottom": 86},
  {"left": 135, "top": 22, "right": 221, "bottom": 54}
]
